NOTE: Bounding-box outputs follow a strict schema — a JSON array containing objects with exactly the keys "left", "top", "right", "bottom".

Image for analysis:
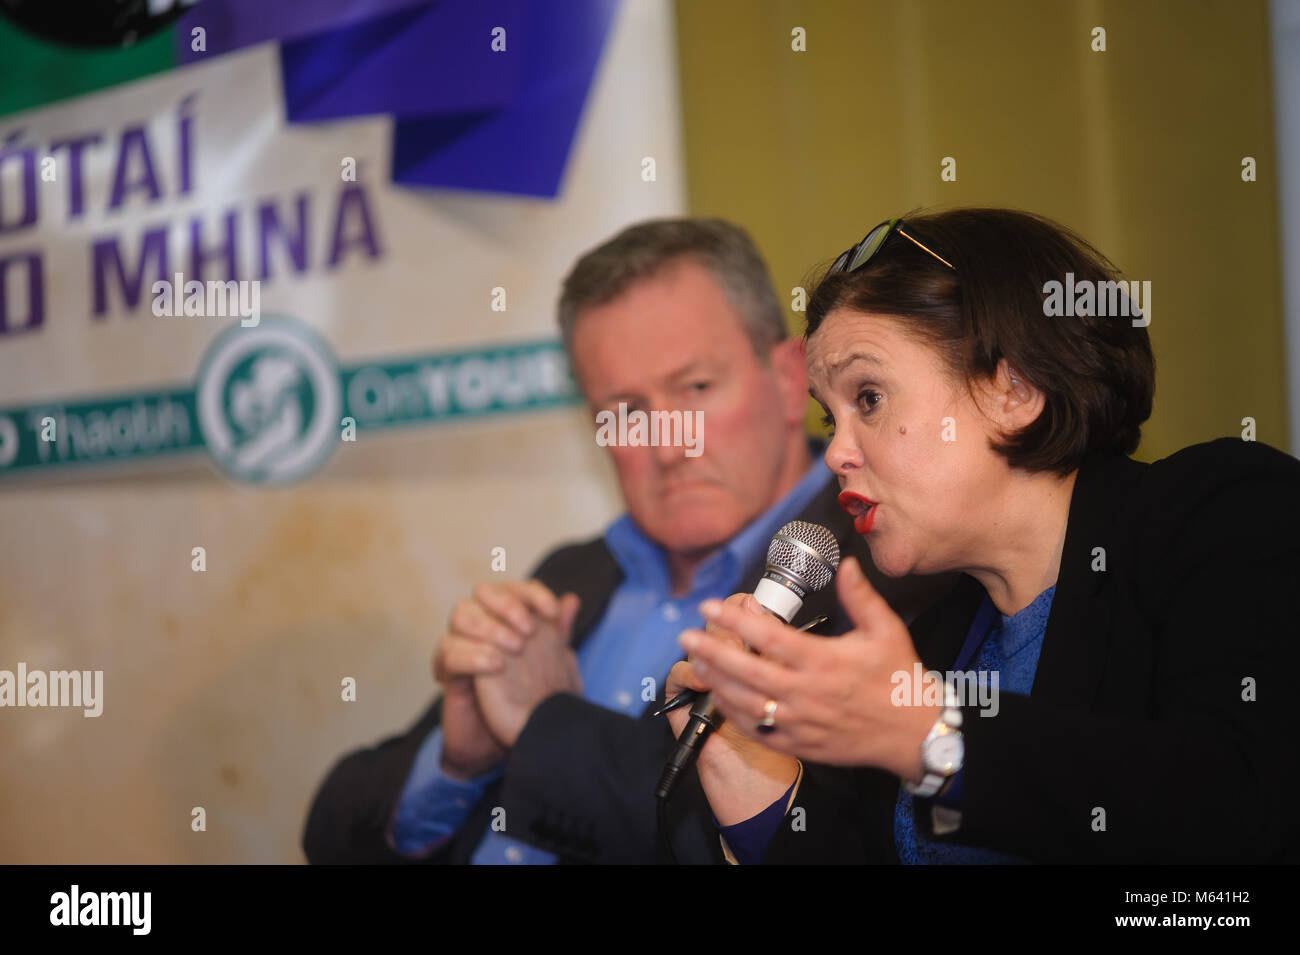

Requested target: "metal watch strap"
[{"left": 902, "top": 681, "right": 963, "bottom": 798}]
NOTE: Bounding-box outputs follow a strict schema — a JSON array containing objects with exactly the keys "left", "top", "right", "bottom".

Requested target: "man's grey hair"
[{"left": 556, "top": 217, "right": 788, "bottom": 357}]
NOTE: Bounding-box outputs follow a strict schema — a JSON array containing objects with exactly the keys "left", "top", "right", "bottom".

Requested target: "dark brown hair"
[{"left": 804, "top": 208, "right": 1156, "bottom": 474}]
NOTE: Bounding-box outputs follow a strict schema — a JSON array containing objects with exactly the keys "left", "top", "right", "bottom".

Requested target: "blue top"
[
  {"left": 388, "top": 454, "right": 832, "bottom": 863},
  {"left": 893, "top": 584, "right": 1056, "bottom": 864}
]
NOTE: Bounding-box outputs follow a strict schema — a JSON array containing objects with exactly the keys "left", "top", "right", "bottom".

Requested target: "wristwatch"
[{"left": 902, "top": 681, "right": 964, "bottom": 798}]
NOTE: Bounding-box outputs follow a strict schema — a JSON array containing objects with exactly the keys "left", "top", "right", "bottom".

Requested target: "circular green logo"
[{"left": 196, "top": 317, "right": 341, "bottom": 484}]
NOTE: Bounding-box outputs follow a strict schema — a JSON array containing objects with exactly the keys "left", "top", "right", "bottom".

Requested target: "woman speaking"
[{"left": 665, "top": 208, "right": 1300, "bottom": 864}]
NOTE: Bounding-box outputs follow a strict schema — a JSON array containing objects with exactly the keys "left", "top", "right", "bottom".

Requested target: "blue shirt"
[
  {"left": 893, "top": 584, "right": 1055, "bottom": 864},
  {"left": 388, "top": 453, "right": 832, "bottom": 863}
]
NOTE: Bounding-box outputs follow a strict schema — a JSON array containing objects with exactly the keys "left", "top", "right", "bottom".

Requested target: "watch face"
[{"left": 926, "top": 735, "right": 964, "bottom": 774}]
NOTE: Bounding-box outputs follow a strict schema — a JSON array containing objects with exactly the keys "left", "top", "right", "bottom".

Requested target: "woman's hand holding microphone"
[
  {"left": 674, "top": 556, "right": 942, "bottom": 789},
  {"left": 664, "top": 593, "right": 802, "bottom": 826}
]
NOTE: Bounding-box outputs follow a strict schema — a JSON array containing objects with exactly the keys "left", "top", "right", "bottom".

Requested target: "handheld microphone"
[{"left": 654, "top": 520, "right": 841, "bottom": 801}]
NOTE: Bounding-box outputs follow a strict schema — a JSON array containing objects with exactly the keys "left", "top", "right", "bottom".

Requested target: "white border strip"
[{"left": 1272, "top": 0, "right": 1300, "bottom": 455}]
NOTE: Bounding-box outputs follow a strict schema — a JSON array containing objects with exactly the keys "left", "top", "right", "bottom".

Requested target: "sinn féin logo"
[{"left": 196, "top": 317, "right": 342, "bottom": 484}]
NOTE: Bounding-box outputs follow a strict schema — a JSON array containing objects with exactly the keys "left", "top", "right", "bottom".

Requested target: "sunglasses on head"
[{"left": 826, "top": 217, "right": 956, "bottom": 276}]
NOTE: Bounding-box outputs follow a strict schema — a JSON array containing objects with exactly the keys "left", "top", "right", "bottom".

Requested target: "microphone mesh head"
[{"left": 767, "top": 521, "right": 840, "bottom": 592}]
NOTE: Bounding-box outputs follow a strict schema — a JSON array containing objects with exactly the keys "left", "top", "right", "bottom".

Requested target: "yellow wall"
[{"left": 675, "top": 0, "right": 1288, "bottom": 458}]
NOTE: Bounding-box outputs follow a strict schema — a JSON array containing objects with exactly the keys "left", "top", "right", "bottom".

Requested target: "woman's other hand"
[{"left": 665, "top": 593, "right": 801, "bottom": 825}]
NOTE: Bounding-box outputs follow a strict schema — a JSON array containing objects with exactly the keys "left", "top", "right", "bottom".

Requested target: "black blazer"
[
  {"left": 762, "top": 437, "right": 1300, "bottom": 864},
  {"left": 301, "top": 470, "right": 960, "bottom": 864}
]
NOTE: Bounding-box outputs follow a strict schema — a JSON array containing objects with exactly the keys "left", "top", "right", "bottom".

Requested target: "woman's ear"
[
  {"left": 996, "top": 360, "right": 1045, "bottom": 429},
  {"left": 969, "top": 360, "right": 1044, "bottom": 439}
]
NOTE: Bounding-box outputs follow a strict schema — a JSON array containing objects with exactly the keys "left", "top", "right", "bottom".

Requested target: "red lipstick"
[{"left": 837, "top": 490, "right": 878, "bottom": 534}]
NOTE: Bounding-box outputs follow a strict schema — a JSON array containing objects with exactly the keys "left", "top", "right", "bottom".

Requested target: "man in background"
[{"left": 303, "top": 217, "right": 955, "bottom": 864}]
